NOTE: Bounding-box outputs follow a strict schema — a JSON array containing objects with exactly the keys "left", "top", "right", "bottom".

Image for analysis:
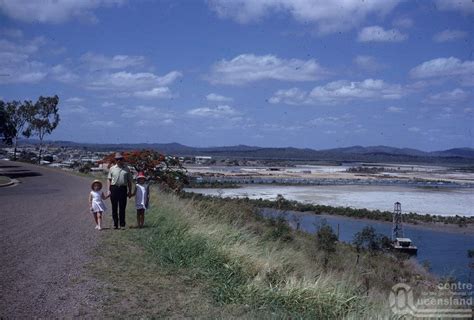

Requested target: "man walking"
[{"left": 107, "top": 152, "right": 132, "bottom": 229}]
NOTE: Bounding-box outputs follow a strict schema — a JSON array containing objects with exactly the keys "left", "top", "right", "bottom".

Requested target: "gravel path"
[{"left": 0, "top": 160, "right": 103, "bottom": 318}]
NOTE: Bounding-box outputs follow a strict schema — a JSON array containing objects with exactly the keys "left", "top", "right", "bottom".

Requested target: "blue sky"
[{"left": 0, "top": 0, "right": 472, "bottom": 150}]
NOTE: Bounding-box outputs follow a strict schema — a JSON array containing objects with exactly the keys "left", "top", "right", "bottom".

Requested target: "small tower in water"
[{"left": 392, "top": 202, "right": 403, "bottom": 240}]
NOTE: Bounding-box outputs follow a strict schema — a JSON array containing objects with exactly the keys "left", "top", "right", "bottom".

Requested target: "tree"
[
  {"left": 25, "top": 96, "right": 60, "bottom": 164},
  {"left": 315, "top": 221, "right": 338, "bottom": 268},
  {"left": 5, "top": 100, "right": 34, "bottom": 160},
  {"left": 0, "top": 100, "right": 16, "bottom": 146},
  {"left": 353, "top": 226, "right": 391, "bottom": 255},
  {"left": 100, "top": 150, "right": 189, "bottom": 192}
]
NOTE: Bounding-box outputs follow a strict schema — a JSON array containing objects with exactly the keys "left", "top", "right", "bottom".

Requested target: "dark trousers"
[{"left": 110, "top": 185, "right": 128, "bottom": 227}]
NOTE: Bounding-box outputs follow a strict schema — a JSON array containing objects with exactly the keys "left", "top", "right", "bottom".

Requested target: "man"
[{"left": 107, "top": 152, "right": 132, "bottom": 229}]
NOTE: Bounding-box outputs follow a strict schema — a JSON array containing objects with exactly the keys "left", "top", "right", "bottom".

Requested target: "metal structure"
[{"left": 392, "top": 201, "right": 404, "bottom": 240}]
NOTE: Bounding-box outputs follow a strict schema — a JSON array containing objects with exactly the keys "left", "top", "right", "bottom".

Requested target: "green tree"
[
  {"left": 353, "top": 226, "right": 391, "bottom": 255},
  {"left": 0, "top": 101, "right": 16, "bottom": 145},
  {"left": 315, "top": 221, "right": 338, "bottom": 268},
  {"left": 5, "top": 100, "right": 34, "bottom": 160},
  {"left": 25, "top": 96, "right": 60, "bottom": 164}
]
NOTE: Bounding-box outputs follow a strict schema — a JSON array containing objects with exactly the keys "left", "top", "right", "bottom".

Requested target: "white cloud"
[
  {"left": 0, "top": 47, "right": 46, "bottom": 84},
  {"left": 133, "top": 87, "right": 175, "bottom": 99},
  {"left": 261, "top": 123, "right": 303, "bottom": 131},
  {"left": 89, "top": 120, "right": 118, "bottom": 127},
  {"left": 353, "top": 55, "right": 384, "bottom": 72},
  {"left": 392, "top": 17, "right": 413, "bottom": 28},
  {"left": 424, "top": 88, "right": 470, "bottom": 105},
  {"left": 0, "top": 0, "right": 125, "bottom": 23},
  {"left": 208, "top": 0, "right": 401, "bottom": 34},
  {"left": 50, "top": 64, "right": 79, "bottom": 83},
  {"left": 386, "top": 106, "right": 404, "bottom": 113},
  {"left": 0, "top": 36, "right": 77, "bottom": 84},
  {"left": 0, "top": 28, "right": 23, "bottom": 38},
  {"left": 62, "top": 104, "right": 88, "bottom": 115},
  {"left": 101, "top": 101, "right": 116, "bottom": 107},
  {"left": 408, "top": 126, "right": 420, "bottom": 132},
  {"left": 310, "top": 79, "right": 405, "bottom": 102},
  {"left": 268, "top": 88, "right": 307, "bottom": 105},
  {"left": 433, "top": 29, "right": 468, "bottom": 43},
  {"left": 80, "top": 52, "right": 146, "bottom": 70},
  {"left": 209, "top": 54, "right": 326, "bottom": 85},
  {"left": 357, "top": 26, "right": 408, "bottom": 42},
  {"left": 87, "top": 70, "right": 182, "bottom": 91},
  {"left": 0, "top": 37, "right": 46, "bottom": 55},
  {"left": 121, "top": 105, "right": 175, "bottom": 126},
  {"left": 270, "top": 79, "right": 406, "bottom": 105},
  {"left": 187, "top": 105, "right": 241, "bottom": 118},
  {"left": 308, "top": 114, "right": 354, "bottom": 126},
  {"left": 435, "top": 0, "right": 474, "bottom": 14},
  {"left": 409, "top": 57, "right": 474, "bottom": 83},
  {"left": 206, "top": 93, "right": 233, "bottom": 102},
  {"left": 65, "top": 97, "right": 84, "bottom": 103}
]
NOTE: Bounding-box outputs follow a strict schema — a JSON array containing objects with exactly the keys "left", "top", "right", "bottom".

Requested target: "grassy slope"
[{"left": 89, "top": 188, "right": 442, "bottom": 319}]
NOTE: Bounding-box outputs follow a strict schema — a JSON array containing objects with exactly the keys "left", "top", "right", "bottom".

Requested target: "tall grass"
[{"left": 135, "top": 190, "right": 436, "bottom": 318}]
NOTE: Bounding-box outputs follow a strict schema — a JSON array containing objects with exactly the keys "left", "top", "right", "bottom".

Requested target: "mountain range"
[{"left": 14, "top": 140, "right": 474, "bottom": 164}]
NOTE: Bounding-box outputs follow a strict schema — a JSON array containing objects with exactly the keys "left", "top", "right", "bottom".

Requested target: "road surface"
[{"left": 0, "top": 160, "right": 102, "bottom": 318}]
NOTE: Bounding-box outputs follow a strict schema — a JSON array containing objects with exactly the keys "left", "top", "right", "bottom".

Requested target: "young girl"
[
  {"left": 89, "top": 180, "right": 109, "bottom": 230},
  {"left": 132, "top": 172, "right": 150, "bottom": 228}
]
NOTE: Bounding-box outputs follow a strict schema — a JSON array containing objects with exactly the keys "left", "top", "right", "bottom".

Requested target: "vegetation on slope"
[{"left": 100, "top": 189, "right": 448, "bottom": 318}]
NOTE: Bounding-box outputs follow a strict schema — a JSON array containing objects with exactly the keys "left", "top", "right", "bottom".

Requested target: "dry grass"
[{"left": 88, "top": 188, "right": 446, "bottom": 319}]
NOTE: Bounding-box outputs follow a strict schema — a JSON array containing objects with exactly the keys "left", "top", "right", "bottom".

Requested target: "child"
[
  {"left": 89, "top": 180, "right": 109, "bottom": 230},
  {"left": 132, "top": 172, "right": 150, "bottom": 228}
]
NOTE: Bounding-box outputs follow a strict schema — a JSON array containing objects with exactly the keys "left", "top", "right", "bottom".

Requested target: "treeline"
[
  {"left": 182, "top": 192, "right": 474, "bottom": 226},
  {"left": 0, "top": 96, "right": 60, "bottom": 163},
  {"left": 346, "top": 166, "right": 386, "bottom": 174}
]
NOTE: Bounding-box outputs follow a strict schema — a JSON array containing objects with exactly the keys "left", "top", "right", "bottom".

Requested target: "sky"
[{"left": 0, "top": 0, "right": 473, "bottom": 151}]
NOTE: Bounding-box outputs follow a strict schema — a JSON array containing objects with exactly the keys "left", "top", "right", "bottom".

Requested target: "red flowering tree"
[{"left": 100, "top": 149, "right": 188, "bottom": 192}]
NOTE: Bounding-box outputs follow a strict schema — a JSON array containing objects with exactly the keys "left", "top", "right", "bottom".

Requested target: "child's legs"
[
  {"left": 137, "top": 209, "right": 145, "bottom": 227},
  {"left": 140, "top": 212, "right": 145, "bottom": 226},
  {"left": 97, "top": 212, "right": 102, "bottom": 227},
  {"left": 92, "top": 212, "right": 98, "bottom": 225}
]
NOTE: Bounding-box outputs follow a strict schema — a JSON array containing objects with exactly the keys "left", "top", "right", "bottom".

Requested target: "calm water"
[
  {"left": 261, "top": 208, "right": 474, "bottom": 284},
  {"left": 188, "top": 184, "right": 474, "bottom": 216}
]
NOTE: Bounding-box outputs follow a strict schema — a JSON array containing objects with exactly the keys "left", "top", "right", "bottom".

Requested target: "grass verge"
[{"left": 89, "top": 188, "right": 448, "bottom": 318}]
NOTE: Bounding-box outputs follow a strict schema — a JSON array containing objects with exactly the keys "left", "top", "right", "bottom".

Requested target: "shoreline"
[
  {"left": 183, "top": 190, "right": 474, "bottom": 234},
  {"left": 286, "top": 210, "right": 474, "bottom": 235}
]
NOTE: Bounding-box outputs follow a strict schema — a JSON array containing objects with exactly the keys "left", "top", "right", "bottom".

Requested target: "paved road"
[{"left": 0, "top": 160, "right": 102, "bottom": 318}]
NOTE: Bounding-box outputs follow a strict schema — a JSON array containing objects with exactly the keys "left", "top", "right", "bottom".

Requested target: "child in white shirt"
[{"left": 132, "top": 172, "right": 150, "bottom": 228}]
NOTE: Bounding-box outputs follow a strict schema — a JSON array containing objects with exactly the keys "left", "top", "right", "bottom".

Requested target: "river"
[{"left": 260, "top": 208, "right": 474, "bottom": 285}]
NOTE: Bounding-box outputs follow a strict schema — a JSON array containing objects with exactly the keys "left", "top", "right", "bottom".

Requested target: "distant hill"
[{"left": 15, "top": 139, "right": 474, "bottom": 164}]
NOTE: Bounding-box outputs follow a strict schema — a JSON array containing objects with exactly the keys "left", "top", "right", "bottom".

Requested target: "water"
[
  {"left": 187, "top": 184, "right": 474, "bottom": 216},
  {"left": 261, "top": 208, "right": 474, "bottom": 284}
]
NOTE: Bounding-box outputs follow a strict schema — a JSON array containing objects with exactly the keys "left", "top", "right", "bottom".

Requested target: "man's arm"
[
  {"left": 107, "top": 167, "right": 113, "bottom": 195},
  {"left": 127, "top": 170, "right": 133, "bottom": 197},
  {"left": 107, "top": 178, "right": 112, "bottom": 196}
]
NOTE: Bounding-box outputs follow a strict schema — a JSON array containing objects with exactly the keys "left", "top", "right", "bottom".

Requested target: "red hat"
[{"left": 137, "top": 172, "right": 146, "bottom": 179}]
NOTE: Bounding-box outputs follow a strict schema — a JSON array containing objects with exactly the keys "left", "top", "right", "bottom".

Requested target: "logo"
[
  {"left": 389, "top": 283, "right": 417, "bottom": 315},
  {"left": 389, "top": 283, "right": 473, "bottom": 318}
]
